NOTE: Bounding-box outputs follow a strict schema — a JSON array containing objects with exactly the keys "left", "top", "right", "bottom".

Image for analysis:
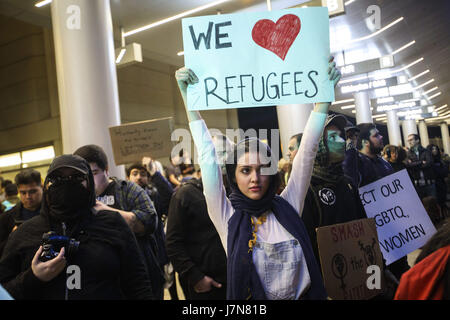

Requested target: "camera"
[{"left": 39, "top": 231, "right": 80, "bottom": 262}]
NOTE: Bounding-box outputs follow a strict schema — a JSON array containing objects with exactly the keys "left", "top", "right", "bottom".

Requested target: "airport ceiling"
[{"left": 1, "top": 0, "right": 449, "bottom": 125}]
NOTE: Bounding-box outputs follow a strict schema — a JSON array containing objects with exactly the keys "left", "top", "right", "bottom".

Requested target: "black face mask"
[{"left": 47, "top": 181, "right": 91, "bottom": 222}]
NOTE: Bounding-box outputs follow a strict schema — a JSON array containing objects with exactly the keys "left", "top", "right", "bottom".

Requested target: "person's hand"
[
  {"left": 175, "top": 67, "right": 199, "bottom": 97},
  {"left": 94, "top": 200, "right": 111, "bottom": 212},
  {"left": 142, "top": 157, "right": 156, "bottom": 176},
  {"left": 327, "top": 55, "right": 341, "bottom": 88},
  {"left": 314, "top": 56, "right": 342, "bottom": 114},
  {"left": 193, "top": 275, "right": 222, "bottom": 293},
  {"left": 31, "top": 246, "right": 66, "bottom": 282}
]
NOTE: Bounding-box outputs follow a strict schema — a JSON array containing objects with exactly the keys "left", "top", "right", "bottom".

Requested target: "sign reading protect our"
[
  {"left": 358, "top": 170, "right": 437, "bottom": 265},
  {"left": 181, "top": 7, "right": 334, "bottom": 111}
]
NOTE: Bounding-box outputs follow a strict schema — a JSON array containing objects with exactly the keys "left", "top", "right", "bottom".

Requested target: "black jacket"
[
  {"left": 301, "top": 174, "right": 367, "bottom": 268},
  {"left": 0, "top": 210, "right": 153, "bottom": 300},
  {"left": 165, "top": 178, "right": 227, "bottom": 287},
  {"left": 0, "top": 154, "right": 153, "bottom": 300},
  {"left": 0, "top": 202, "right": 42, "bottom": 258},
  {"left": 406, "top": 146, "right": 435, "bottom": 186}
]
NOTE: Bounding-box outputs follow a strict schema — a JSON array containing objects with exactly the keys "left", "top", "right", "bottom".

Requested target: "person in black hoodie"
[
  {"left": 165, "top": 167, "right": 227, "bottom": 300},
  {"left": 290, "top": 114, "right": 367, "bottom": 268},
  {"left": 0, "top": 154, "right": 153, "bottom": 300}
]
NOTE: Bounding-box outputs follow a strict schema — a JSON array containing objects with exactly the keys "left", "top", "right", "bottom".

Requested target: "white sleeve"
[
  {"left": 280, "top": 111, "right": 327, "bottom": 216},
  {"left": 189, "top": 119, "right": 233, "bottom": 253}
]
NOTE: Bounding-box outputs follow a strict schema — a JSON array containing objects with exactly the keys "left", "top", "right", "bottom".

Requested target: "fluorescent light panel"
[
  {"left": 341, "top": 104, "right": 355, "bottom": 110},
  {"left": 409, "top": 70, "right": 430, "bottom": 82},
  {"left": 332, "top": 98, "right": 355, "bottom": 105},
  {"left": 124, "top": 0, "right": 232, "bottom": 37},
  {"left": 35, "top": 0, "right": 51, "bottom": 7},
  {"left": 428, "top": 92, "right": 442, "bottom": 100},
  {"left": 392, "top": 40, "right": 416, "bottom": 55},
  {"left": 115, "top": 48, "right": 126, "bottom": 63},
  {"left": 423, "top": 86, "right": 439, "bottom": 95},
  {"left": 435, "top": 104, "right": 448, "bottom": 112},
  {"left": 347, "top": 17, "right": 404, "bottom": 44},
  {"left": 413, "top": 79, "right": 434, "bottom": 90}
]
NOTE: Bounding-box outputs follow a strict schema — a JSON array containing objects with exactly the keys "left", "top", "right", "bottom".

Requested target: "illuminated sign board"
[
  {"left": 340, "top": 76, "right": 398, "bottom": 94},
  {"left": 339, "top": 55, "right": 395, "bottom": 77}
]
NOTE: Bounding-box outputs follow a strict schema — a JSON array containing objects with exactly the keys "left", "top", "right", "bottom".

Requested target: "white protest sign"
[
  {"left": 181, "top": 7, "right": 334, "bottom": 111},
  {"left": 358, "top": 169, "right": 437, "bottom": 265}
]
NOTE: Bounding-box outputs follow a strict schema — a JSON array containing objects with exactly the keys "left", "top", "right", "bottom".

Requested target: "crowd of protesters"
[{"left": 0, "top": 58, "right": 448, "bottom": 301}]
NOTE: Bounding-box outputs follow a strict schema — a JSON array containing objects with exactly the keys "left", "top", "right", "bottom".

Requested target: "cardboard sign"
[
  {"left": 359, "top": 169, "right": 437, "bottom": 265},
  {"left": 109, "top": 117, "right": 173, "bottom": 165},
  {"left": 317, "top": 218, "right": 384, "bottom": 300},
  {"left": 182, "top": 7, "right": 334, "bottom": 111}
]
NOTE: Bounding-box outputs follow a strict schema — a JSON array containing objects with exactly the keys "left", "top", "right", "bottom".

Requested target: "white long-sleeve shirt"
[{"left": 189, "top": 110, "right": 327, "bottom": 254}]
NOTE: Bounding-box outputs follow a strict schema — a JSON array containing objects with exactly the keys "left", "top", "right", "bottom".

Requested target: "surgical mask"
[{"left": 327, "top": 132, "right": 346, "bottom": 163}]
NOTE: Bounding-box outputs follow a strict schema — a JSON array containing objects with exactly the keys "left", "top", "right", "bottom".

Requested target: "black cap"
[
  {"left": 325, "top": 114, "right": 347, "bottom": 133},
  {"left": 47, "top": 154, "right": 89, "bottom": 177},
  {"left": 344, "top": 120, "right": 360, "bottom": 133}
]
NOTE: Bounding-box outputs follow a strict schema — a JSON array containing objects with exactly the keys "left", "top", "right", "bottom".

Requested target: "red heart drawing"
[{"left": 251, "top": 14, "right": 301, "bottom": 61}]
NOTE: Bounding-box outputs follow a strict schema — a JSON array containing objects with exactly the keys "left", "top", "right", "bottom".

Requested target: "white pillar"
[
  {"left": 354, "top": 91, "right": 372, "bottom": 124},
  {"left": 402, "top": 119, "right": 418, "bottom": 148},
  {"left": 276, "top": 104, "right": 314, "bottom": 159},
  {"left": 418, "top": 120, "right": 430, "bottom": 148},
  {"left": 51, "top": 0, "right": 124, "bottom": 178},
  {"left": 386, "top": 110, "right": 402, "bottom": 146},
  {"left": 440, "top": 122, "right": 450, "bottom": 155}
]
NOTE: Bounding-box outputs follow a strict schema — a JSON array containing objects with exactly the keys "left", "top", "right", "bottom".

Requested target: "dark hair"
[
  {"left": 14, "top": 169, "right": 42, "bottom": 187},
  {"left": 427, "top": 144, "right": 441, "bottom": 161},
  {"left": 397, "top": 146, "right": 407, "bottom": 163},
  {"left": 408, "top": 133, "right": 420, "bottom": 142},
  {"left": 421, "top": 196, "right": 442, "bottom": 228},
  {"left": 73, "top": 144, "right": 108, "bottom": 171},
  {"left": 180, "top": 163, "right": 196, "bottom": 175},
  {"left": 415, "top": 218, "right": 450, "bottom": 264},
  {"left": 290, "top": 133, "right": 303, "bottom": 148},
  {"left": 5, "top": 183, "right": 18, "bottom": 197},
  {"left": 356, "top": 123, "right": 377, "bottom": 150},
  {"left": 126, "top": 163, "right": 148, "bottom": 178},
  {"left": 1, "top": 179, "right": 12, "bottom": 189}
]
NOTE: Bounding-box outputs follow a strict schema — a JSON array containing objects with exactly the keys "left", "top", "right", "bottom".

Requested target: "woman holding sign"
[{"left": 175, "top": 57, "right": 340, "bottom": 300}]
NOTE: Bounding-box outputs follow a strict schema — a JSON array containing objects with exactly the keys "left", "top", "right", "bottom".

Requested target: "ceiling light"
[
  {"left": 413, "top": 79, "right": 434, "bottom": 90},
  {"left": 21, "top": 146, "right": 55, "bottom": 163},
  {"left": 428, "top": 92, "right": 442, "bottom": 100},
  {"left": 35, "top": 0, "right": 51, "bottom": 7},
  {"left": 391, "top": 57, "right": 424, "bottom": 74},
  {"left": 115, "top": 48, "right": 126, "bottom": 63},
  {"left": 423, "top": 86, "right": 439, "bottom": 95},
  {"left": 408, "top": 70, "right": 430, "bottom": 82},
  {"left": 435, "top": 104, "right": 448, "bottom": 112},
  {"left": 341, "top": 104, "right": 355, "bottom": 110},
  {"left": 348, "top": 17, "right": 404, "bottom": 44},
  {"left": 339, "top": 75, "right": 369, "bottom": 85},
  {"left": 124, "top": 0, "right": 232, "bottom": 37},
  {"left": 331, "top": 98, "right": 355, "bottom": 105},
  {"left": 391, "top": 40, "right": 416, "bottom": 55},
  {"left": 0, "top": 153, "right": 21, "bottom": 168}
]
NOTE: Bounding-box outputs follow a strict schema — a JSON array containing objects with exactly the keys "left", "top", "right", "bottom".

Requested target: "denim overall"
[{"left": 252, "top": 239, "right": 311, "bottom": 300}]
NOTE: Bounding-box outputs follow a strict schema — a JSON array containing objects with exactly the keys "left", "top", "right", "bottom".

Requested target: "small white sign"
[{"left": 358, "top": 169, "right": 437, "bottom": 265}]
